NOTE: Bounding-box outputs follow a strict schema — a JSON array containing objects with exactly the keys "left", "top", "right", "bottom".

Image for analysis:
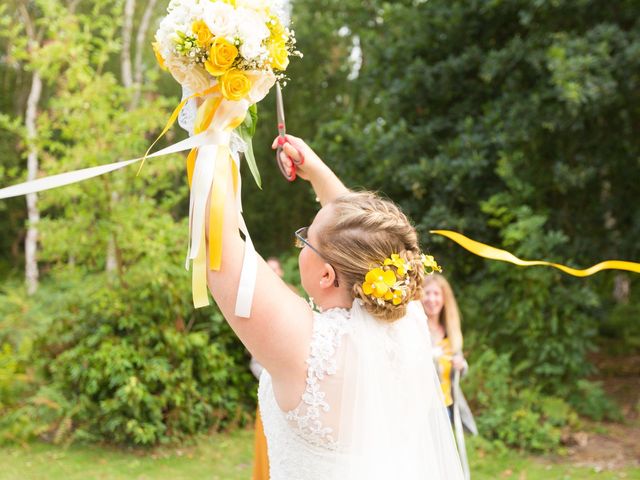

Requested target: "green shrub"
[
  {"left": 0, "top": 231, "right": 256, "bottom": 446},
  {"left": 0, "top": 343, "right": 28, "bottom": 409},
  {"left": 25, "top": 263, "right": 255, "bottom": 446},
  {"left": 567, "top": 379, "right": 623, "bottom": 422},
  {"left": 600, "top": 302, "right": 640, "bottom": 354},
  {"left": 464, "top": 348, "right": 577, "bottom": 452}
]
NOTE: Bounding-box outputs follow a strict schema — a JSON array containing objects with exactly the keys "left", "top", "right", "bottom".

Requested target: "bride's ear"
[{"left": 319, "top": 263, "right": 338, "bottom": 289}]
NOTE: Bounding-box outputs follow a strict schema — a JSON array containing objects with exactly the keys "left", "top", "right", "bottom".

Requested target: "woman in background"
[{"left": 421, "top": 274, "right": 475, "bottom": 432}]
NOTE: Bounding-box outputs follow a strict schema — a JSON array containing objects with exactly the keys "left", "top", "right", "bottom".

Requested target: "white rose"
[
  {"left": 240, "top": 40, "right": 265, "bottom": 61},
  {"left": 165, "top": 56, "right": 212, "bottom": 93},
  {"left": 236, "top": 0, "right": 270, "bottom": 17},
  {"left": 236, "top": 8, "right": 270, "bottom": 44},
  {"left": 203, "top": 2, "right": 238, "bottom": 40}
]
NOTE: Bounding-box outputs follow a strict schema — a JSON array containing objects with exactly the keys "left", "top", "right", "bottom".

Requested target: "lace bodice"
[
  {"left": 257, "top": 301, "right": 465, "bottom": 480},
  {"left": 257, "top": 307, "right": 351, "bottom": 480}
]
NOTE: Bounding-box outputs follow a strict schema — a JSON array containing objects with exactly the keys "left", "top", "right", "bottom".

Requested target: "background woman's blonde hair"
[
  {"left": 422, "top": 274, "right": 463, "bottom": 353},
  {"left": 317, "top": 191, "right": 424, "bottom": 322}
]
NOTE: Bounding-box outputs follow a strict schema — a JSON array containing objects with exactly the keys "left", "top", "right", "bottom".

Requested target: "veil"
[{"left": 334, "top": 300, "right": 465, "bottom": 479}]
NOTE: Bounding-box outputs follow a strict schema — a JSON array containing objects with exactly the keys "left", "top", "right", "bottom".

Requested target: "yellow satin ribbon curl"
[
  {"left": 430, "top": 230, "right": 640, "bottom": 276},
  {"left": 138, "top": 84, "right": 221, "bottom": 174}
]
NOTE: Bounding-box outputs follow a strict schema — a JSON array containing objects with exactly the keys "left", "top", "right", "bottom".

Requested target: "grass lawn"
[{"left": 1, "top": 429, "right": 638, "bottom": 480}]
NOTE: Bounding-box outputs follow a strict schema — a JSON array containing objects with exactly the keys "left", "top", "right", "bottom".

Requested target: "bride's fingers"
[
  {"left": 279, "top": 151, "right": 293, "bottom": 176},
  {"left": 284, "top": 135, "right": 306, "bottom": 151},
  {"left": 283, "top": 143, "right": 301, "bottom": 163}
]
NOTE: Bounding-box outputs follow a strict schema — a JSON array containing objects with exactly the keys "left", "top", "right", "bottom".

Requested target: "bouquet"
[
  {"left": 151, "top": 0, "right": 300, "bottom": 312},
  {"left": 153, "top": 0, "right": 297, "bottom": 98}
]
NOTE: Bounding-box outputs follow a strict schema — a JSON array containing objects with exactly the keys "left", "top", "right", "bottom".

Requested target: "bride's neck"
[{"left": 315, "top": 287, "right": 353, "bottom": 311}]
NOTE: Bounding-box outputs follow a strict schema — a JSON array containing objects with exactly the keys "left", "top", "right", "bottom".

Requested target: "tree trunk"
[
  {"left": 106, "top": 190, "right": 119, "bottom": 274},
  {"left": 131, "top": 0, "right": 158, "bottom": 108},
  {"left": 121, "top": 0, "right": 135, "bottom": 88},
  {"left": 25, "top": 71, "right": 42, "bottom": 295},
  {"left": 107, "top": 0, "right": 136, "bottom": 272},
  {"left": 613, "top": 274, "right": 630, "bottom": 304}
]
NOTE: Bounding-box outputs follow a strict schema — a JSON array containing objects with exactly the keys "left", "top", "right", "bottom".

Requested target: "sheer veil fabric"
[
  {"left": 258, "top": 299, "right": 464, "bottom": 479},
  {"left": 334, "top": 300, "right": 465, "bottom": 479}
]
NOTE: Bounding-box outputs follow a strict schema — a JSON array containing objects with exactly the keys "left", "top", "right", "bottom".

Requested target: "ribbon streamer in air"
[{"left": 430, "top": 230, "right": 640, "bottom": 276}]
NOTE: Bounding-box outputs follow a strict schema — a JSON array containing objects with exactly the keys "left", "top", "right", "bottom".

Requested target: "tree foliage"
[
  {"left": 306, "top": 0, "right": 639, "bottom": 386},
  {"left": 0, "top": 0, "right": 638, "bottom": 447}
]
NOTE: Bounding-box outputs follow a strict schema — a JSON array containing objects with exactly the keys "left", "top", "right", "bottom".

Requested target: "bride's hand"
[{"left": 271, "top": 134, "right": 324, "bottom": 182}]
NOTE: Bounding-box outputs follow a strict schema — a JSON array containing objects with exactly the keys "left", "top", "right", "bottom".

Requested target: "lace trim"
[{"left": 285, "top": 310, "right": 351, "bottom": 450}]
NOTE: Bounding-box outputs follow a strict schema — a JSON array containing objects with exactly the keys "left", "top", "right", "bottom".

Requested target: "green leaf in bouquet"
[{"left": 237, "top": 104, "right": 261, "bottom": 189}]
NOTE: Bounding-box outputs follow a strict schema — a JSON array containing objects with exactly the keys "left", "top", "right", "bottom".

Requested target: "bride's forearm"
[
  {"left": 307, "top": 162, "right": 349, "bottom": 207},
  {"left": 278, "top": 135, "right": 349, "bottom": 206}
]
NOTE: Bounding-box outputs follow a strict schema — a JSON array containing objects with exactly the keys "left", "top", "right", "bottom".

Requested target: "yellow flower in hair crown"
[
  {"left": 362, "top": 254, "right": 413, "bottom": 307},
  {"left": 384, "top": 253, "right": 413, "bottom": 277},
  {"left": 362, "top": 253, "right": 442, "bottom": 307},
  {"left": 421, "top": 254, "right": 443, "bottom": 274},
  {"left": 363, "top": 268, "right": 397, "bottom": 298}
]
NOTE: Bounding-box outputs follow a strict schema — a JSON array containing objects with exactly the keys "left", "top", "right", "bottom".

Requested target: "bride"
[{"left": 206, "top": 134, "right": 464, "bottom": 479}]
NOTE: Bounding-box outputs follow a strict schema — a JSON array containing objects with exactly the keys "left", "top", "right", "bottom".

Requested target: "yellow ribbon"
[
  {"left": 209, "top": 148, "right": 230, "bottom": 271},
  {"left": 191, "top": 147, "right": 231, "bottom": 307},
  {"left": 187, "top": 99, "right": 245, "bottom": 306},
  {"left": 186, "top": 148, "right": 197, "bottom": 188},
  {"left": 430, "top": 230, "right": 640, "bottom": 276},
  {"left": 138, "top": 84, "right": 220, "bottom": 174},
  {"left": 194, "top": 95, "right": 222, "bottom": 134}
]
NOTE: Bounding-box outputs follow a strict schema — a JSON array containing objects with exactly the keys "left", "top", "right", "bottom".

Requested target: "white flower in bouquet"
[
  {"left": 203, "top": 1, "right": 238, "bottom": 40},
  {"left": 164, "top": 55, "right": 211, "bottom": 93},
  {"left": 239, "top": 40, "right": 267, "bottom": 64}
]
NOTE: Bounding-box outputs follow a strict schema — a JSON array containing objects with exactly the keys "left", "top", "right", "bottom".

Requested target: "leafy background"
[{"left": 0, "top": 0, "right": 638, "bottom": 453}]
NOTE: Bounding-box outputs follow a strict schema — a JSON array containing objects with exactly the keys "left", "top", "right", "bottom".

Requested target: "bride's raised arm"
[{"left": 205, "top": 135, "right": 347, "bottom": 397}]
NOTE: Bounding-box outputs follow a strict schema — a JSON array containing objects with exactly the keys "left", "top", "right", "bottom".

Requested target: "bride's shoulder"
[
  {"left": 312, "top": 306, "right": 352, "bottom": 334},
  {"left": 307, "top": 307, "right": 352, "bottom": 362}
]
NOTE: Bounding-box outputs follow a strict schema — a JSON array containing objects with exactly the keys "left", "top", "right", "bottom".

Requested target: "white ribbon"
[
  {"left": 0, "top": 130, "right": 222, "bottom": 200},
  {"left": 0, "top": 127, "right": 256, "bottom": 318},
  {"left": 229, "top": 152, "right": 257, "bottom": 318}
]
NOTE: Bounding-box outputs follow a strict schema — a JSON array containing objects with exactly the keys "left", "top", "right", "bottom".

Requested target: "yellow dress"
[
  {"left": 252, "top": 407, "right": 270, "bottom": 480},
  {"left": 435, "top": 337, "right": 453, "bottom": 407}
]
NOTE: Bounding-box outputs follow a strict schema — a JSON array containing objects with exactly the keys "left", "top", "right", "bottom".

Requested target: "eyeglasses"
[{"left": 295, "top": 227, "right": 340, "bottom": 287}]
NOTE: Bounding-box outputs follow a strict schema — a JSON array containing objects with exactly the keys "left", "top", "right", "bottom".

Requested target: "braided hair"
[{"left": 317, "top": 191, "right": 425, "bottom": 322}]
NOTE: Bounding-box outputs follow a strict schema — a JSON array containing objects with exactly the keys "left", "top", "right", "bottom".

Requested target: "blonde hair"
[
  {"left": 422, "top": 274, "right": 463, "bottom": 353},
  {"left": 317, "top": 191, "right": 424, "bottom": 322}
]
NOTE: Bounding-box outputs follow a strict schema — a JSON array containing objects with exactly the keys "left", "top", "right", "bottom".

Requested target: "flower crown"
[{"left": 361, "top": 253, "right": 442, "bottom": 307}]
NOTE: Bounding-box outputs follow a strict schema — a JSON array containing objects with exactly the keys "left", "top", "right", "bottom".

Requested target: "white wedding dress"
[{"left": 258, "top": 300, "right": 465, "bottom": 480}]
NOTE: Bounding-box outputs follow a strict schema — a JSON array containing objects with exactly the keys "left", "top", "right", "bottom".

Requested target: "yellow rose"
[
  {"left": 269, "top": 39, "right": 289, "bottom": 71},
  {"left": 152, "top": 42, "right": 167, "bottom": 71},
  {"left": 268, "top": 17, "right": 286, "bottom": 42},
  {"left": 192, "top": 20, "right": 213, "bottom": 48},
  {"left": 204, "top": 37, "right": 238, "bottom": 77},
  {"left": 220, "top": 68, "right": 251, "bottom": 101}
]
